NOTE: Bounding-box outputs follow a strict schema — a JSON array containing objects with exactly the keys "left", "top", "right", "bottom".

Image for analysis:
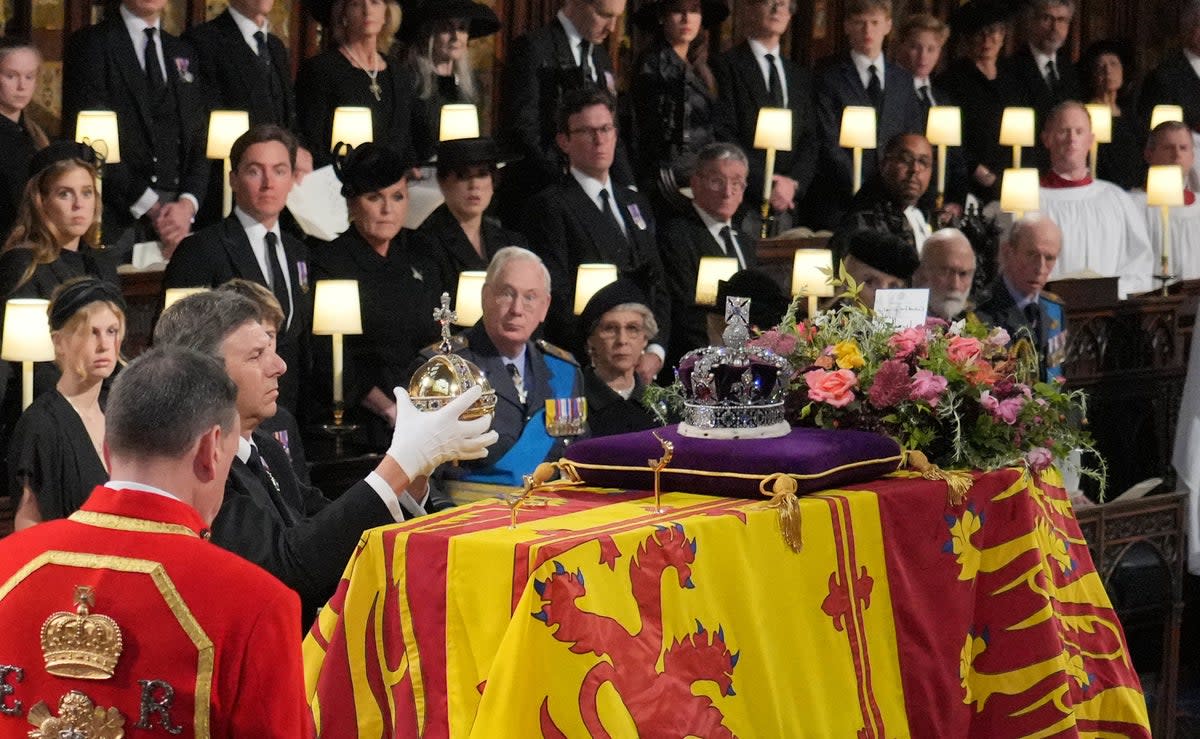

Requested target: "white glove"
[{"left": 388, "top": 385, "right": 499, "bottom": 479}]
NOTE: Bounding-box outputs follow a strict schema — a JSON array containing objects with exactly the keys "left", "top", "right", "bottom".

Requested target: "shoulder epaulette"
[
  {"left": 537, "top": 339, "right": 579, "bottom": 366},
  {"left": 1040, "top": 290, "right": 1064, "bottom": 305}
]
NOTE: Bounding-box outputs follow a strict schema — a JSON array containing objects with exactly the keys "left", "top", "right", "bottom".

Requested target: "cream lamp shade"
[
  {"left": 74, "top": 110, "right": 121, "bottom": 164},
  {"left": 1, "top": 299, "right": 53, "bottom": 361},
  {"left": 454, "top": 271, "right": 486, "bottom": 326},
  {"left": 439, "top": 104, "right": 480, "bottom": 141},
  {"left": 999, "top": 168, "right": 1040, "bottom": 214},
  {"left": 839, "top": 106, "right": 877, "bottom": 149},
  {"left": 791, "top": 249, "right": 836, "bottom": 298},
  {"left": 312, "top": 280, "right": 363, "bottom": 335},
  {"left": 694, "top": 256, "right": 739, "bottom": 305},
  {"left": 573, "top": 264, "right": 619, "bottom": 314},
  {"left": 998, "top": 107, "right": 1036, "bottom": 147},
  {"left": 206, "top": 110, "right": 250, "bottom": 159},
  {"left": 925, "top": 106, "right": 962, "bottom": 146},
  {"left": 753, "top": 108, "right": 793, "bottom": 151},
  {"left": 163, "top": 287, "right": 208, "bottom": 311},
  {"left": 331, "top": 107, "right": 374, "bottom": 150},
  {"left": 1150, "top": 104, "right": 1184, "bottom": 131},
  {"left": 1146, "top": 165, "right": 1186, "bottom": 207},
  {"left": 1084, "top": 104, "right": 1113, "bottom": 144}
]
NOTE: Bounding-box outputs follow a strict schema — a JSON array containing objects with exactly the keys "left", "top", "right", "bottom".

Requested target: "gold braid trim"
[
  {"left": 69, "top": 511, "right": 200, "bottom": 538},
  {"left": 905, "top": 450, "right": 974, "bottom": 505},
  {"left": 562, "top": 453, "right": 905, "bottom": 482},
  {"left": 759, "top": 474, "right": 803, "bottom": 553}
]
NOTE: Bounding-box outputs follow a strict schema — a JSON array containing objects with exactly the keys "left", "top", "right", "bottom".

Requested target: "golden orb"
[{"left": 408, "top": 353, "right": 497, "bottom": 420}]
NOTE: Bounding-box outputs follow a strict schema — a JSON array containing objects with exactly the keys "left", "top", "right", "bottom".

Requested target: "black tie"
[
  {"left": 144, "top": 27, "right": 165, "bottom": 92},
  {"left": 918, "top": 84, "right": 933, "bottom": 108},
  {"left": 765, "top": 53, "right": 784, "bottom": 107},
  {"left": 254, "top": 30, "right": 270, "bottom": 64},
  {"left": 507, "top": 363, "right": 527, "bottom": 405},
  {"left": 720, "top": 225, "right": 745, "bottom": 269},
  {"left": 599, "top": 188, "right": 627, "bottom": 238},
  {"left": 1023, "top": 302, "right": 1041, "bottom": 340},
  {"left": 579, "top": 40, "right": 593, "bottom": 83},
  {"left": 866, "top": 64, "right": 883, "bottom": 110},
  {"left": 264, "top": 232, "right": 291, "bottom": 327},
  {"left": 1045, "top": 59, "right": 1060, "bottom": 90},
  {"left": 247, "top": 445, "right": 297, "bottom": 525}
]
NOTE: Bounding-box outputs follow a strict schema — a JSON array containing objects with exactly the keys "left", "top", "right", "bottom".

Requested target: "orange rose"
[{"left": 947, "top": 336, "right": 983, "bottom": 365}]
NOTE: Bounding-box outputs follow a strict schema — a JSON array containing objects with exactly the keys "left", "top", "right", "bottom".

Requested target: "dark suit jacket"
[
  {"left": 411, "top": 203, "right": 528, "bottom": 303},
  {"left": 712, "top": 42, "right": 819, "bottom": 216},
  {"left": 163, "top": 215, "right": 312, "bottom": 417},
  {"left": 813, "top": 53, "right": 925, "bottom": 226},
  {"left": 212, "top": 428, "right": 394, "bottom": 621},
  {"left": 522, "top": 174, "right": 670, "bottom": 354},
  {"left": 1001, "top": 46, "right": 1082, "bottom": 125},
  {"left": 62, "top": 14, "right": 209, "bottom": 232},
  {"left": 1139, "top": 49, "right": 1200, "bottom": 130},
  {"left": 659, "top": 206, "right": 756, "bottom": 366},
  {"left": 914, "top": 80, "right": 969, "bottom": 209},
  {"left": 972, "top": 278, "right": 1065, "bottom": 379},
  {"left": 184, "top": 10, "right": 295, "bottom": 129}
]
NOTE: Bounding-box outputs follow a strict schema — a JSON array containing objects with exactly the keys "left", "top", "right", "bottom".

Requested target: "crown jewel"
[
  {"left": 676, "top": 296, "right": 792, "bottom": 439},
  {"left": 40, "top": 586, "right": 124, "bottom": 680},
  {"left": 409, "top": 292, "right": 497, "bottom": 420}
]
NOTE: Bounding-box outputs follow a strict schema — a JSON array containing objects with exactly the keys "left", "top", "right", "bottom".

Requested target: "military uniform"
[
  {"left": 415, "top": 322, "right": 586, "bottom": 486},
  {"left": 0, "top": 486, "right": 310, "bottom": 738},
  {"left": 973, "top": 280, "right": 1068, "bottom": 381}
]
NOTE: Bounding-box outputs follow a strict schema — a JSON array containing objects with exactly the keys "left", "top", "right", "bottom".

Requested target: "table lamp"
[
  {"left": 1084, "top": 104, "right": 1112, "bottom": 176},
  {"left": 792, "top": 248, "right": 835, "bottom": 318},
  {"left": 839, "top": 106, "right": 876, "bottom": 195},
  {"left": 313, "top": 280, "right": 363, "bottom": 453},
  {"left": 1, "top": 299, "right": 54, "bottom": 410},
  {"left": 162, "top": 287, "right": 208, "bottom": 311},
  {"left": 74, "top": 110, "right": 121, "bottom": 241},
  {"left": 439, "top": 104, "right": 480, "bottom": 141},
  {"left": 925, "top": 106, "right": 961, "bottom": 210},
  {"left": 1150, "top": 104, "right": 1184, "bottom": 131},
  {"left": 206, "top": 110, "right": 250, "bottom": 217},
  {"left": 331, "top": 107, "right": 373, "bottom": 150},
  {"left": 573, "top": 264, "right": 618, "bottom": 314},
  {"left": 454, "top": 271, "right": 486, "bottom": 326},
  {"left": 999, "top": 107, "right": 1035, "bottom": 167},
  {"left": 753, "top": 107, "right": 793, "bottom": 237},
  {"left": 1146, "top": 164, "right": 1184, "bottom": 295},
  {"left": 694, "top": 256, "right": 739, "bottom": 306},
  {"left": 999, "top": 168, "right": 1040, "bottom": 220}
]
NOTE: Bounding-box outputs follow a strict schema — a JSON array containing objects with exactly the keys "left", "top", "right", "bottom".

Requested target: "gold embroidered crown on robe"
[{"left": 40, "top": 585, "right": 124, "bottom": 680}]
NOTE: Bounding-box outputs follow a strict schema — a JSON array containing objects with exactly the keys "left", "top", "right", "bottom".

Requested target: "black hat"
[
  {"left": 950, "top": 0, "right": 1014, "bottom": 36},
  {"left": 48, "top": 276, "right": 126, "bottom": 331},
  {"left": 632, "top": 0, "right": 730, "bottom": 32},
  {"left": 399, "top": 0, "right": 501, "bottom": 42},
  {"left": 29, "top": 141, "right": 99, "bottom": 178},
  {"left": 710, "top": 269, "right": 791, "bottom": 331},
  {"left": 580, "top": 279, "right": 651, "bottom": 338},
  {"left": 844, "top": 230, "right": 920, "bottom": 282},
  {"left": 332, "top": 142, "right": 414, "bottom": 198},
  {"left": 435, "top": 137, "right": 517, "bottom": 170}
]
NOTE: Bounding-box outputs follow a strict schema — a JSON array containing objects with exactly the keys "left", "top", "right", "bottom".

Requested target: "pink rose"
[
  {"left": 889, "top": 326, "right": 927, "bottom": 359},
  {"left": 910, "top": 369, "right": 948, "bottom": 406},
  {"left": 749, "top": 329, "right": 797, "bottom": 357},
  {"left": 986, "top": 327, "right": 1011, "bottom": 347},
  {"left": 1025, "top": 446, "right": 1054, "bottom": 472},
  {"left": 980, "top": 390, "right": 1025, "bottom": 425},
  {"left": 804, "top": 368, "right": 858, "bottom": 408},
  {"left": 947, "top": 336, "right": 984, "bottom": 365}
]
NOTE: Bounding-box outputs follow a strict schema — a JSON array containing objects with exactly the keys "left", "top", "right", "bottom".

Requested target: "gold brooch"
[
  {"left": 40, "top": 585, "right": 124, "bottom": 680},
  {"left": 27, "top": 690, "right": 125, "bottom": 738}
]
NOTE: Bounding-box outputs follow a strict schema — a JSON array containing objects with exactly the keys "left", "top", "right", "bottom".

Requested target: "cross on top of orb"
[{"left": 434, "top": 292, "right": 456, "bottom": 352}]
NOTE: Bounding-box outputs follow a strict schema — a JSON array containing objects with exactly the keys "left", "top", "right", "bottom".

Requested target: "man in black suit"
[
  {"left": 155, "top": 289, "right": 496, "bottom": 622},
  {"left": 164, "top": 125, "right": 310, "bottom": 417},
  {"left": 1001, "top": 0, "right": 1081, "bottom": 127},
  {"left": 712, "top": 0, "right": 817, "bottom": 238},
  {"left": 62, "top": 0, "right": 208, "bottom": 254},
  {"left": 523, "top": 88, "right": 669, "bottom": 382},
  {"left": 496, "top": 0, "right": 632, "bottom": 227},
  {"left": 1140, "top": 1, "right": 1200, "bottom": 135},
  {"left": 660, "top": 142, "right": 756, "bottom": 366},
  {"left": 813, "top": 0, "right": 925, "bottom": 228}
]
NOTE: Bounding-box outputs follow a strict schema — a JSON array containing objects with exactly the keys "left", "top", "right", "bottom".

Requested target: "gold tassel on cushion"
[
  {"left": 759, "top": 474, "right": 803, "bottom": 553},
  {"left": 905, "top": 450, "right": 973, "bottom": 506}
]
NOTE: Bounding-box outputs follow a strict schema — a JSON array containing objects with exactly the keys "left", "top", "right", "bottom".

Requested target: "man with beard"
[{"left": 912, "top": 228, "right": 976, "bottom": 320}]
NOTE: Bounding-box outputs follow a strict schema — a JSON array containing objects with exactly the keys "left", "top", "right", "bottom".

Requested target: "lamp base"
[
  {"left": 1154, "top": 272, "right": 1176, "bottom": 298},
  {"left": 317, "top": 405, "right": 360, "bottom": 458}
]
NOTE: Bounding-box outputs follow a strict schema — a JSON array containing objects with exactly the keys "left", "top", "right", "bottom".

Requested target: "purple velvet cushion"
[{"left": 563, "top": 425, "right": 903, "bottom": 498}]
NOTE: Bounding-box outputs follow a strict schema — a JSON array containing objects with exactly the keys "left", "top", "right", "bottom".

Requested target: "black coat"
[
  {"left": 184, "top": 10, "right": 295, "bottom": 129},
  {"left": 411, "top": 203, "right": 527, "bottom": 303},
  {"left": 631, "top": 43, "right": 717, "bottom": 190},
  {"left": 937, "top": 58, "right": 1027, "bottom": 201},
  {"left": 583, "top": 367, "right": 657, "bottom": 438},
  {"left": 1139, "top": 49, "right": 1200, "bottom": 129},
  {"left": 712, "top": 42, "right": 819, "bottom": 216},
  {"left": 1001, "top": 46, "right": 1082, "bottom": 125},
  {"left": 62, "top": 14, "right": 209, "bottom": 233},
  {"left": 0, "top": 115, "right": 39, "bottom": 242},
  {"left": 163, "top": 215, "right": 312, "bottom": 418},
  {"left": 522, "top": 175, "right": 670, "bottom": 355}
]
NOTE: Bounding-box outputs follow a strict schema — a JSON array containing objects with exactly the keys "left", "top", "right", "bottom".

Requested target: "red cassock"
[{"left": 0, "top": 486, "right": 312, "bottom": 738}]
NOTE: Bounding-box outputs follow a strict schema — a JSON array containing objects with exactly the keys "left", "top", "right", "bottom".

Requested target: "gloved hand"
[{"left": 388, "top": 385, "right": 498, "bottom": 480}]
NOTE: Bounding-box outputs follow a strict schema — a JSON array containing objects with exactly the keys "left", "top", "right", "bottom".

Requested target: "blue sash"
[
  {"left": 1040, "top": 297, "right": 1067, "bottom": 381},
  {"left": 462, "top": 354, "right": 576, "bottom": 486}
]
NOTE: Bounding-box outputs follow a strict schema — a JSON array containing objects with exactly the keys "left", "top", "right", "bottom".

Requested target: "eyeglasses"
[
  {"left": 491, "top": 287, "right": 545, "bottom": 310},
  {"left": 886, "top": 152, "right": 934, "bottom": 171},
  {"left": 567, "top": 124, "right": 618, "bottom": 140},
  {"left": 596, "top": 321, "right": 646, "bottom": 339},
  {"left": 700, "top": 176, "right": 749, "bottom": 193}
]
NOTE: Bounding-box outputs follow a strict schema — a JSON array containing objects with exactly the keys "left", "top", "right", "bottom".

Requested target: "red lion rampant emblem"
[{"left": 533, "top": 523, "right": 739, "bottom": 738}]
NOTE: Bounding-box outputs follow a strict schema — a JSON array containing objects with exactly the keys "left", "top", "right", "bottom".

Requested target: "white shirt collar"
[
  {"left": 236, "top": 434, "right": 255, "bottom": 464},
  {"left": 746, "top": 38, "right": 780, "bottom": 59},
  {"left": 1031, "top": 46, "right": 1057, "bottom": 77},
  {"left": 105, "top": 480, "right": 181, "bottom": 502},
  {"left": 903, "top": 205, "right": 931, "bottom": 253},
  {"left": 120, "top": 3, "right": 160, "bottom": 33},
  {"left": 913, "top": 76, "right": 931, "bottom": 89},
  {"left": 693, "top": 201, "right": 731, "bottom": 244},
  {"left": 570, "top": 166, "right": 613, "bottom": 204},
  {"left": 746, "top": 39, "right": 787, "bottom": 106},
  {"left": 557, "top": 10, "right": 585, "bottom": 65},
  {"left": 500, "top": 345, "right": 528, "bottom": 368},
  {"left": 228, "top": 4, "right": 269, "bottom": 52},
  {"left": 1186, "top": 49, "right": 1200, "bottom": 81},
  {"left": 850, "top": 49, "right": 885, "bottom": 89},
  {"left": 120, "top": 3, "right": 163, "bottom": 73},
  {"left": 1002, "top": 273, "right": 1038, "bottom": 308}
]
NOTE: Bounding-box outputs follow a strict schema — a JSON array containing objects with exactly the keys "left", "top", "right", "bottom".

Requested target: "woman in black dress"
[
  {"left": 413, "top": 136, "right": 526, "bottom": 306},
  {"left": 1079, "top": 40, "right": 1144, "bottom": 190},
  {"left": 630, "top": 0, "right": 728, "bottom": 215},
  {"left": 297, "top": 0, "right": 432, "bottom": 166},
  {"left": 10, "top": 276, "right": 124, "bottom": 528},
  {"left": 0, "top": 38, "right": 48, "bottom": 242},
  {"left": 312, "top": 142, "right": 443, "bottom": 448},
  {"left": 398, "top": 0, "right": 499, "bottom": 143},
  {"left": 579, "top": 279, "right": 660, "bottom": 438}
]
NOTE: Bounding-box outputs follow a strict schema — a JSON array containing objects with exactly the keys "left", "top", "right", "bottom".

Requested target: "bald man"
[
  {"left": 913, "top": 228, "right": 976, "bottom": 320},
  {"left": 1132, "top": 121, "right": 1200, "bottom": 280}
]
